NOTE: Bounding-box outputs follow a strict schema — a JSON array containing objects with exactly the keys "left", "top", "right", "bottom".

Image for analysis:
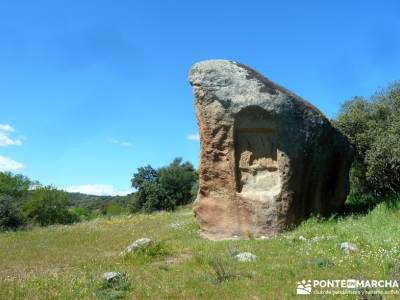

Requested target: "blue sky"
[{"left": 1, "top": 0, "right": 399, "bottom": 195}]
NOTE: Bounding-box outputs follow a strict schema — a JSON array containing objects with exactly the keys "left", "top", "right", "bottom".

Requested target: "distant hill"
[{"left": 66, "top": 192, "right": 133, "bottom": 210}]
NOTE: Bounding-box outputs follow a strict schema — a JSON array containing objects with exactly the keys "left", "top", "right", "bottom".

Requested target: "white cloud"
[
  {"left": 0, "top": 155, "right": 24, "bottom": 172},
  {"left": 187, "top": 133, "right": 200, "bottom": 141},
  {"left": 0, "top": 124, "right": 13, "bottom": 132},
  {"left": 63, "top": 184, "right": 133, "bottom": 196},
  {"left": 0, "top": 124, "right": 23, "bottom": 147},
  {"left": 110, "top": 139, "right": 132, "bottom": 147}
]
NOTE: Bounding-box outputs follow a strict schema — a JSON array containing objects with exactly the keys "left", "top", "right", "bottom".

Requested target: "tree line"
[
  {"left": 2, "top": 80, "right": 400, "bottom": 231},
  {"left": 0, "top": 157, "right": 198, "bottom": 231}
]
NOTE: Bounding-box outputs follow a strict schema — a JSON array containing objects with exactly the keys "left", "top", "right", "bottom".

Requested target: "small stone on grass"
[
  {"left": 103, "top": 272, "right": 122, "bottom": 283},
  {"left": 121, "top": 237, "right": 152, "bottom": 255},
  {"left": 340, "top": 242, "right": 359, "bottom": 254},
  {"left": 234, "top": 252, "right": 256, "bottom": 262}
]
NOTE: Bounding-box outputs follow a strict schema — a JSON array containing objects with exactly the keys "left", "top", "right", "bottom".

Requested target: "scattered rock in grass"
[
  {"left": 234, "top": 252, "right": 256, "bottom": 262},
  {"left": 103, "top": 272, "right": 122, "bottom": 283},
  {"left": 297, "top": 235, "right": 336, "bottom": 243},
  {"left": 121, "top": 238, "right": 152, "bottom": 255},
  {"left": 98, "top": 272, "right": 132, "bottom": 299},
  {"left": 310, "top": 235, "right": 336, "bottom": 242},
  {"left": 260, "top": 235, "right": 269, "bottom": 240},
  {"left": 170, "top": 222, "right": 183, "bottom": 229},
  {"left": 340, "top": 242, "right": 359, "bottom": 254},
  {"left": 170, "top": 221, "right": 190, "bottom": 229}
]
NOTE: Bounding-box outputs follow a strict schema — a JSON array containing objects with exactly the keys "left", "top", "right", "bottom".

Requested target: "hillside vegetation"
[{"left": 0, "top": 157, "right": 198, "bottom": 231}]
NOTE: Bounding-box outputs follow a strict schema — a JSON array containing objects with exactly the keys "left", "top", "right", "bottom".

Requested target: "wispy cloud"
[
  {"left": 63, "top": 184, "right": 133, "bottom": 196},
  {"left": 186, "top": 133, "right": 200, "bottom": 141},
  {"left": 0, "top": 124, "right": 25, "bottom": 172},
  {"left": 0, "top": 155, "right": 24, "bottom": 172},
  {"left": 110, "top": 139, "right": 132, "bottom": 147},
  {"left": 0, "top": 124, "right": 23, "bottom": 147}
]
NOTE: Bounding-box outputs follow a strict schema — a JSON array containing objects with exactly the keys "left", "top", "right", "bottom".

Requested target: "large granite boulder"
[{"left": 189, "top": 60, "right": 353, "bottom": 239}]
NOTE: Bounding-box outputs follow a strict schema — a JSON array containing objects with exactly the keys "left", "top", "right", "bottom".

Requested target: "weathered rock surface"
[
  {"left": 234, "top": 252, "right": 257, "bottom": 262},
  {"left": 189, "top": 60, "right": 353, "bottom": 240},
  {"left": 340, "top": 242, "right": 359, "bottom": 254},
  {"left": 121, "top": 238, "right": 152, "bottom": 255},
  {"left": 103, "top": 272, "right": 122, "bottom": 283}
]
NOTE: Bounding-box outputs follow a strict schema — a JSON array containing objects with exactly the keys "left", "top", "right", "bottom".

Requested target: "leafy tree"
[
  {"left": 0, "top": 194, "right": 25, "bottom": 230},
  {"left": 157, "top": 158, "right": 198, "bottom": 206},
  {"left": 0, "top": 172, "right": 33, "bottom": 199},
  {"left": 0, "top": 172, "right": 35, "bottom": 230},
  {"left": 129, "top": 158, "right": 198, "bottom": 212},
  {"left": 335, "top": 81, "right": 400, "bottom": 203},
  {"left": 131, "top": 165, "right": 157, "bottom": 189},
  {"left": 23, "top": 186, "right": 78, "bottom": 226},
  {"left": 130, "top": 181, "right": 173, "bottom": 213}
]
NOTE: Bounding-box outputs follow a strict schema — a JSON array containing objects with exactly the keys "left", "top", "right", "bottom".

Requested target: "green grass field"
[{"left": 1, "top": 203, "right": 400, "bottom": 299}]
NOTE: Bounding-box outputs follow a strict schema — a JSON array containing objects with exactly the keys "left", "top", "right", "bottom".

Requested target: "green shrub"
[
  {"left": 205, "top": 254, "right": 254, "bottom": 284},
  {"left": 96, "top": 273, "right": 132, "bottom": 300},
  {"left": 0, "top": 172, "right": 34, "bottom": 230},
  {"left": 70, "top": 207, "right": 92, "bottom": 221},
  {"left": 99, "top": 202, "right": 127, "bottom": 216},
  {"left": 0, "top": 194, "right": 25, "bottom": 230},
  {"left": 24, "top": 186, "right": 79, "bottom": 226},
  {"left": 335, "top": 81, "right": 400, "bottom": 204},
  {"left": 309, "top": 257, "right": 334, "bottom": 269},
  {"left": 134, "top": 240, "right": 169, "bottom": 259}
]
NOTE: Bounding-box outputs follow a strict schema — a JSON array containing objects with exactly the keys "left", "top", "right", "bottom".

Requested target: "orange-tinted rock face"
[{"left": 189, "top": 60, "right": 353, "bottom": 240}]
